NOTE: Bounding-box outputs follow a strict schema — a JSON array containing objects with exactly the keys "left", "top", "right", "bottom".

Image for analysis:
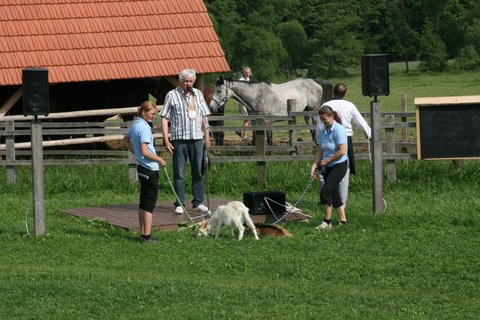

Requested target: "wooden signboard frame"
[{"left": 415, "top": 95, "right": 480, "bottom": 160}]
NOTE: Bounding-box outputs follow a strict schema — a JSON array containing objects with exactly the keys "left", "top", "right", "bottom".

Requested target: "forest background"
[{"left": 205, "top": 0, "right": 480, "bottom": 81}]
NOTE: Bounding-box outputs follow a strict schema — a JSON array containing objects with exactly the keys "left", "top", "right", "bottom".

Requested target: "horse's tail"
[{"left": 314, "top": 79, "right": 333, "bottom": 103}]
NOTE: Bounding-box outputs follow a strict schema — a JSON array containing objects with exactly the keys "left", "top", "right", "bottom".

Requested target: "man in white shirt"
[{"left": 316, "top": 82, "right": 371, "bottom": 206}]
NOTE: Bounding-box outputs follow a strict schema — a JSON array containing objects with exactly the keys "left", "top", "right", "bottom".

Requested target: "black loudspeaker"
[
  {"left": 22, "top": 68, "right": 49, "bottom": 116},
  {"left": 243, "top": 191, "right": 286, "bottom": 215},
  {"left": 361, "top": 54, "right": 389, "bottom": 97}
]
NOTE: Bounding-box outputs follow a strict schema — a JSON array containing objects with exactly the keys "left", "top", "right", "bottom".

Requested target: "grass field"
[
  {"left": 1, "top": 70, "right": 480, "bottom": 319},
  {"left": 1, "top": 160, "right": 479, "bottom": 319},
  {"left": 326, "top": 64, "right": 480, "bottom": 114},
  {"left": 220, "top": 62, "right": 480, "bottom": 116}
]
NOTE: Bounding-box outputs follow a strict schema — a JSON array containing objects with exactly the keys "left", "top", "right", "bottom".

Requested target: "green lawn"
[
  {"left": 1, "top": 159, "right": 479, "bottom": 319},
  {"left": 1, "top": 70, "right": 479, "bottom": 319},
  {"left": 329, "top": 70, "right": 480, "bottom": 114}
]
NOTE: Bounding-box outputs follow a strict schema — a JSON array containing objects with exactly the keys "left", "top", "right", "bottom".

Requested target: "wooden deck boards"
[{"left": 63, "top": 199, "right": 307, "bottom": 231}]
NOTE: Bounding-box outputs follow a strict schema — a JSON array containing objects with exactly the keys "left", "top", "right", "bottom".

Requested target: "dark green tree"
[
  {"left": 305, "top": 1, "right": 363, "bottom": 77},
  {"left": 466, "top": 19, "right": 480, "bottom": 54},
  {"left": 235, "top": 26, "right": 288, "bottom": 81},
  {"left": 207, "top": 0, "right": 480, "bottom": 78},
  {"left": 381, "top": 0, "right": 420, "bottom": 71},
  {"left": 356, "top": 0, "right": 387, "bottom": 54},
  {"left": 453, "top": 45, "right": 480, "bottom": 71},
  {"left": 418, "top": 21, "right": 448, "bottom": 72},
  {"left": 205, "top": 0, "right": 242, "bottom": 65},
  {"left": 236, "top": 0, "right": 301, "bottom": 28},
  {"left": 276, "top": 20, "right": 308, "bottom": 74},
  {"left": 437, "top": 0, "right": 469, "bottom": 57}
]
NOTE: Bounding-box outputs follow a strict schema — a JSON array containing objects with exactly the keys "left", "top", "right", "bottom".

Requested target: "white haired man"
[{"left": 160, "top": 69, "right": 211, "bottom": 214}]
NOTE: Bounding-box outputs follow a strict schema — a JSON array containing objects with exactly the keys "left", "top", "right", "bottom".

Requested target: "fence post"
[
  {"left": 401, "top": 93, "right": 408, "bottom": 164},
  {"left": 386, "top": 115, "right": 396, "bottom": 182},
  {"left": 255, "top": 117, "right": 266, "bottom": 185},
  {"left": 6, "top": 120, "right": 16, "bottom": 184},
  {"left": 287, "top": 99, "right": 298, "bottom": 155},
  {"left": 126, "top": 121, "right": 137, "bottom": 184}
]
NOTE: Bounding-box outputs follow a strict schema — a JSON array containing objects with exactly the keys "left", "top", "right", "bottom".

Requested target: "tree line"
[{"left": 205, "top": 0, "right": 480, "bottom": 80}]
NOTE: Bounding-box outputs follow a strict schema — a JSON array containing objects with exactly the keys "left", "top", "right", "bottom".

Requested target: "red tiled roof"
[{"left": 0, "top": 0, "right": 230, "bottom": 86}]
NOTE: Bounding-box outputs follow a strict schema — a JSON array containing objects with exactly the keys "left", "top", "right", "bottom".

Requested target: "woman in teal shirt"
[
  {"left": 123, "top": 101, "right": 167, "bottom": 242},
  {"left": 310, "top": 105, "right": 348, "bottom": 229}
]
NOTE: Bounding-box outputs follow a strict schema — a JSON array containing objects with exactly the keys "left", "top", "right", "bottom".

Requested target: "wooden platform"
[{"left": 63, "top": 199, "right": 308, "bottom": 231}]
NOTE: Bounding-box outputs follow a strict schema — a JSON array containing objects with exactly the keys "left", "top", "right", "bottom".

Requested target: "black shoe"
[{"left": 139, "top": 236, "right": 158, "bottom": 243}]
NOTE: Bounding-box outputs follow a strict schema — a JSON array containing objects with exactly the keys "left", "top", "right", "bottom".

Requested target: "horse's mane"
[
  {"left": 218, "top": 75, "right": 332, "bottom": 97},
  {"left": 217, "top": 75, "right": 273, "bottom": 86}
]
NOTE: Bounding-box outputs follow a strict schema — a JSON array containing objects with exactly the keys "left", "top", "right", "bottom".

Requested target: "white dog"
[{"left": 209, "top": 201, "right": 259, "bottom": 240}]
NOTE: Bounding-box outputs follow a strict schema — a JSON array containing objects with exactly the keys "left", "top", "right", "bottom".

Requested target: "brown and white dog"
[{"left": 208, "top": 201, "right": 259, "bottom": 240}]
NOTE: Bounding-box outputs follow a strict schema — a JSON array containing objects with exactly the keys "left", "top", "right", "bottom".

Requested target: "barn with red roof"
[{"left": 0, "top": 0, "right": 230, "bottom": 116}]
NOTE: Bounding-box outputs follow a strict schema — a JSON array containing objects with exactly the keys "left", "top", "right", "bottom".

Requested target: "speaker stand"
[
  {"left": 370, "top": 99, "right": 384, "bottom": 213},
  {"left": 31, "top": 119, "right": 46, "bottom": 236}
]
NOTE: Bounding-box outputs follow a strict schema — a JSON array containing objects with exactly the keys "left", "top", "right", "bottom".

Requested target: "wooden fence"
[{"left": 1, "top": 109, "right": 417, "bottom": 185}]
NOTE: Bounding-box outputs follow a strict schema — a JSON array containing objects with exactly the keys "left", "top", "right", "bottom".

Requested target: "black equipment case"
[{"left": 243, "top": 191, "right": 286, "bottom": 215}]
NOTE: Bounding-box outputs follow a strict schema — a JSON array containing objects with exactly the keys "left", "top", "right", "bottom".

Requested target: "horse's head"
[{"left": 209, "top": 80, "right": 232, "bottom": 113}]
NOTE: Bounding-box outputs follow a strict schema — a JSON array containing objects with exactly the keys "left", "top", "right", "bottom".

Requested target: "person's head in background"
[
  {"left": 333, "top": 83, "right": 347, "bottom": 99},
  {"left": 242, "top": 66, "right": 252, "bottom": 80}
]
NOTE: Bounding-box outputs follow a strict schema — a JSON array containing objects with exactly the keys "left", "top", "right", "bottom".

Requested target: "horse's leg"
[
  {"left": 251, "top": 119, "right": 256, "bottom": 146},
  {"left": 218, "top": 119, "right": 224, "bottom": 146},
  {"left": 212, "top": 108, "right": 225, "bottom": 146},
  {"left": 266, "top": 119, "right": 273, "bottom": 146},
  {"left": 304, "top": 115, "right": 317, "bottom": 141},
  {"left": 267, "top": 130, "right": 273, "bottom": 146},
  {"left": 212, "top": 119, "right": 225, "bottom": 146},
  {"left": 214, "top": 130, "right": 224, "bottom": 146}
]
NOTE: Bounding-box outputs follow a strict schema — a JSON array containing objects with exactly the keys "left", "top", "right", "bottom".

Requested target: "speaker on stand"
[
  {"left": 22, "top": 68, "right": 49, "bottom": 236},
  {"left": 22, "top": 68, "right": 49, "bottom": 117},
  {"left": 361, "top": 54, "right": 389, "bottom": 98},
  {"left": 361, "top": 54, "right": 388, "bottom": 214}
]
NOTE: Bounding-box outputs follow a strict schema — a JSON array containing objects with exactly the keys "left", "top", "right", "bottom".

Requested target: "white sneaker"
[
  {"left": 316, "top": 221, "right": 332, "bottom": 230},
  {"left": 193, "top": 204, "right": 209, "bottom": 213},
  {"left": 174, "top": 206, "right": 184, "bottom": 215}
]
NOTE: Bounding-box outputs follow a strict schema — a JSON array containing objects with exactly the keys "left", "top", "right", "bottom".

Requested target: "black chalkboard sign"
[{"left": 416, "top": 96, "right": 480, "bottom": 160}]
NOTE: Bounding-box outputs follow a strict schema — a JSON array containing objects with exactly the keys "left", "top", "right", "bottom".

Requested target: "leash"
[
  {"left": 269, "top": 175, "right": 315, "bottom": 225},
  {"left": 267, "top": 162, "right": 323, "bottom": 224},
  {"left": 162, "top": 166, "right": 208, "bottom": 236}
]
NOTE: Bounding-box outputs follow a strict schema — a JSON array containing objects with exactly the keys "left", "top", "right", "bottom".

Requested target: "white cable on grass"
[
  {"left": 24, "top": 196, "right": 32, "bottom": 236},
  {"left": 25, "top": 208, "right": 30, "bottom": 236},
  {"left": 263, "top": 175, "right": 315, "bottom": 225},
  {"left": 368, "top": 137, "right": 372, "bottom": 163},
  {"left": 162, "top": 167, "right": 208, "bottom": 236}
]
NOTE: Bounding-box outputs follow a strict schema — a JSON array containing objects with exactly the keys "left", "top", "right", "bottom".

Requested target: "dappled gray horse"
[{"left": 210, "top": 77, "right": 332, "bottom": 143}]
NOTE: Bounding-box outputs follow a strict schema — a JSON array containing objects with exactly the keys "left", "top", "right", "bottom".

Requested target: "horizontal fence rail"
[{"left": 1, "top": 107, "right": 417, "bottom": 184}]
